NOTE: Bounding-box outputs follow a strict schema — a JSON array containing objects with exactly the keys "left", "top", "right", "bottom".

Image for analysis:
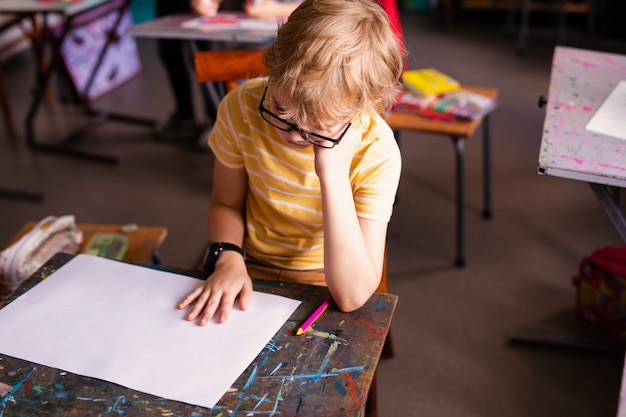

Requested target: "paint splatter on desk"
[
  {"left": 0, "top": 253, "right": 397, "bottom": 416},
  {"left": 539, "top": 46, "right": 626, "bottom": 184}
]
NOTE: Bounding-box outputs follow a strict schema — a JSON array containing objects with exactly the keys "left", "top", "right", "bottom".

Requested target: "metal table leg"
[
  {"left": 482, "top": 114, "right": 492, "bottom": 219},
  {"left": 590, "top": 183, "right": 626, "bottom": 243},
  {"left": 452, "top": 135, "right": 465, "bottom": 267}
]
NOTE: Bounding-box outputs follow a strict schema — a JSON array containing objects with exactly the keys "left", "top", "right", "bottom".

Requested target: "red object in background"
[{"left": 374, "top": 0, "right": 407, "bottom": 69}]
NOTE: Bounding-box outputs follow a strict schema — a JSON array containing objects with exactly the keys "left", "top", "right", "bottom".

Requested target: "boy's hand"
[
  {"left": 177, "top": 255, "right": 252, "bottom": 325},
  {"left": 244, "top": 0, "right": 273, "bottom": 18},
  {"left": 191, "top": 0, "right": 220, "bottom": 16},
  {"left": 244, "top": 0, "right": 299, "bottom": 19},
  {"left": 313, "top": 126, "right": 360, "bottom": 179}
]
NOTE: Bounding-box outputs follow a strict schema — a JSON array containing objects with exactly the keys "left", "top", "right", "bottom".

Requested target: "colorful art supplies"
[{"left": 402, "top": 68, "right": 460, "bottom": 96}]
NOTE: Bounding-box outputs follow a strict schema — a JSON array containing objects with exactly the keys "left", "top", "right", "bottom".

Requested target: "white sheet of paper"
[
  {"left": 0, "top": 254, "right": 301, "bottom": 409},
  {"left": 586, "top": 80, "right": 626, "bottom": 141}
]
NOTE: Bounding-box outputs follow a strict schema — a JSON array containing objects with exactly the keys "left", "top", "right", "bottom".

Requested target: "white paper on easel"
[
  {"left": 0, "top": 254, "right": 301, "bottom": 409},
  {"left": 585, "top": 80, "right": 626, "bottom": 141}
]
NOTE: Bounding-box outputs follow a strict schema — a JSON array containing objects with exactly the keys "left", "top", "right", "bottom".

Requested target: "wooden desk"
[
  {"left": 0, "top": 0, "right": 155, "bottom": 165},
  {"left": 385, "top": 85, "right": 499, "bottom": 267},
  {"left": 0, "top": 253, "right": 397, "bottom": 416},
  {"left": 7, "top": 221, "right": 168, "bottom": 265}
]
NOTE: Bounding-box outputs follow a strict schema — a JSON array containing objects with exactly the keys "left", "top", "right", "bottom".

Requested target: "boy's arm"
[
  {"left": 316, "top": 130, "right": 387, "bottom": 312},
  {"left": 177, "top": 160, "right": 251, "bottom": 325},
  {"left": 320, "top": 178, "right": 388, "bottom": 312}
]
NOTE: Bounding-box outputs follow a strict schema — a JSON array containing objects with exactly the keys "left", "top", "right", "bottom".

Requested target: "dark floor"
[{"left": 2, "top": 7, "right": 626, "bottom": 417}]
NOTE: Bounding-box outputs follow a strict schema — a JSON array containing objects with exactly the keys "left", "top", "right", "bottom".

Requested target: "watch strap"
[{"left": 203, "top": 242, "right": 244, "bottom": 273}]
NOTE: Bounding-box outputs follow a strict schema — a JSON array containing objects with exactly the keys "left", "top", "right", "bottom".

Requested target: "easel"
[{"left": 0, "top": 0, "right": 156, "bottom": 166}]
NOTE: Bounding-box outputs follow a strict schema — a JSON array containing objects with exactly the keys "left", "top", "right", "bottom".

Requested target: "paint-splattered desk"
[
  {"left": 537, "top": 46, "right": 626, "bottom": 242},
  {"left": 0, "top": 253, "right": 397, "bottom": 417}
]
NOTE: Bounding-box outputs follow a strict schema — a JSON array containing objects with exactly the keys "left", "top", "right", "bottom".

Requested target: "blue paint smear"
[
  {"left": 270, "top": 363, "right": 282, "bottom": 375},
  {"left": 32, "top": 385, "right": 46, "bottom": 395},
  {"left": 243, "top": 366, "right": 258, "bottom": 390},
  {"left": 0, "top": 367, "right": 36, "bottom": 408},
  {"left": 338, "top": 365, "right": 366, "bottom": 376},
  {"left": 230, "top": 393, "right": 244, "bottom": 416},
  {"left": 259, "top": 365, "right": 366, "bottom": 382},
  {"left": 265, "top": 341, "right": 281, "bottom": 353},
  {"left": 52, "top": 382, "right": 68, "bottom": 399},
  {"left": 334, "top": 380, "right": 347, "bottom": 395},
  {"left": 107, "top": 395, "right": 126, "bottom": 414}
]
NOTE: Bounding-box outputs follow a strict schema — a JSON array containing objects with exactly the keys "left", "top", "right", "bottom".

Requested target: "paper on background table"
[
  {"left": 0, "top": 254, "right": 301, "bottom": 409},
  {"left": 585, "top": 80, "right": 626, "bottom": 141},
  {"left": 181, "top": 13, "right": 281, "bottom": 32}
]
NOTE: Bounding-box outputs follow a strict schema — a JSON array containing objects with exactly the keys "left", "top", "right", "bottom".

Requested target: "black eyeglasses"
[{"left": 258, "top": 87, "right": 351, "bottom": 149}]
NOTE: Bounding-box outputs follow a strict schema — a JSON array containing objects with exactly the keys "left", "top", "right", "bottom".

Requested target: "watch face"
[{"left": 209, "top": 243, "right": 222, "bottom": 256}]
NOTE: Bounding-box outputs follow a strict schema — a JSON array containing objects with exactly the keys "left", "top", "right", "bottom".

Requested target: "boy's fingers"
[
  {"left": 177, "top": 286, "right": 203, "bottom": 310},
  {"left": 194, "top": 292, "right": 221, "bottom": 325},
  {"left": 217, "top": 299, "right": 233, "bottom": 323},
  {"left": 185, "top": 288, "right": 213, "bottom": 320},
  {"left": 239, "top": 283, "right": 253, "bottom": 311}
]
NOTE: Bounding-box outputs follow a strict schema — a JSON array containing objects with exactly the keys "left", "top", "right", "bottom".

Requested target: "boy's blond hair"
[{"left": 263, "top": 0, "right": 405, "bottom": 131}]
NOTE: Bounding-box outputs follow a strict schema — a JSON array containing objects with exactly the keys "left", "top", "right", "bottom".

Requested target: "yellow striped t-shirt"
[{"left": 208, "top": 78, "right": 401, "bottom": 270}]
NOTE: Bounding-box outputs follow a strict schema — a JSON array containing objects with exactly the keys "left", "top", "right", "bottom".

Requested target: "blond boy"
[{"left": 178, "top": 0, "right": 404, "bottom": 325}]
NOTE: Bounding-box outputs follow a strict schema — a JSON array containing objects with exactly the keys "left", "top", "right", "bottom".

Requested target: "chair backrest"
[{"left": 194, "top": 49, "right": 267, "bottom": 93}]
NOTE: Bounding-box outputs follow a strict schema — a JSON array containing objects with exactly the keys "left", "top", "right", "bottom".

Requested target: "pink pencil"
[{"left": 296, "top": 296, "right": 332, "bottom": 335}]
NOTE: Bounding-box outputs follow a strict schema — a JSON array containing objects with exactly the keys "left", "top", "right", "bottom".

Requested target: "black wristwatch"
[{"left": 203, "top": 242, "right": 245, "bottom": 274}]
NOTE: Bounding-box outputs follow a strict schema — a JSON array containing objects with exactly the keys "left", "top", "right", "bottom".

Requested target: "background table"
[
  {"left": 385, "top": 85, "right": 499, "bottom": 267},
  {"left": 7, "top": 221, "right": 168, "bottom": 265},
  {"left": 0, "top": 253, "right": 397, "bottom": 417},
  {"left": 126, "top": 12, "right": 277, "bottom": 44}
]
